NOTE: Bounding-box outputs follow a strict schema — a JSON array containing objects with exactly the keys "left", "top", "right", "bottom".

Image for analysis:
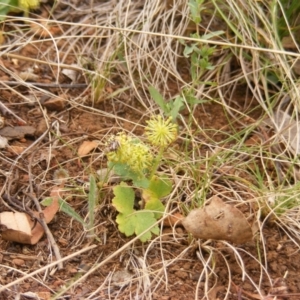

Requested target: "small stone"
[
  {"left": 182, "top": 262, "right": 191, "bottom": 270},
  {"left": 69, "top": 268, "right": 78, "bottom": 274},
  {"left": 52, "top": 280, "right": 63, "bottom": 288},
  {"left": 111, "top": 270, "right": 133, "bottom": 287},
  {"left": 0, "top": 126, "right": 35, "bottom": 140},
  {"left": 35, "top": 118, "right": 48, "bottom": 137},
  {"left": 12, "top": 258, "right": 25, "bottom": 266},
  {"left": 43, "top": 94, "right": 67, "bottom": 111},
  {"left": 175, "top": 270, "right": 188, "bottom": 280},
  {"left": 175, "top": 227, "right": 184, "bottom": 234}
]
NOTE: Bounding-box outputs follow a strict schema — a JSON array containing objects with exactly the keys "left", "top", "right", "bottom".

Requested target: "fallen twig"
[
  {"left": 27, "top": 124, "right": 64, "bottom": 269},
  {"left": 0, "top": 101, "right": 26, "bottom": 124}
]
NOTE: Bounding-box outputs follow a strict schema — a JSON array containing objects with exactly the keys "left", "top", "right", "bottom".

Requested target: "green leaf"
[
  {"left": 87, "top": 175, "right": 98, "bottom": 234},
  {"left": 142, "top": 176, "right": 169, "bottom": 219},
  {"left": 0, "top": 0, "right": 13, "bottom": 21},
  {"left": 116, "top": 213, "right": 136, "bottom": 236},
  {"left": 116, "top": 209, "right": 159, "bottom": 242},
  {"left": 199, "top": 45, "right": 216, "bottom": 57},
  {"left": 201, "top": 31, "right": 224, "bottom": 40},
  {"left": 184, "top": 90, "right": 209, "bottom": 106},
  {"left": 132, "top": 176, "right": 150, "bottom": 189},
  {"left": 149, "top": 86, "right": 168, "bottom": 113},
  {"left": 0, "top": 0, "right": 12, "bottom": 7},
  {"left": 109, "top": 162, "right": 150, "bottom": 188},
  {"left": 59, "top": 200, "right": 86, "bottom": 226},
  {"left": 41, "top": 197, "right": 85, "bottom": 226},
  {"left": 135, "top": 211, "right": 159, "bottom": 242},
  {"left": 169, "top": 96, "right": 184, "bottom": 120},
  {"left": 144, "top": 196, "right": 165, "bottom": 219},
  {"left": 88, "top": 175, "right": 98, "bottom": 206},
  {"left": 109, "top": 161, "right": 130, "bottom": 178},
  {"left": 183, "top": 44, "right": 196, "bottom": 58},
  {"left": 0, "top": 0, "right": 31, "bottom": 17},
  {"left": 112, "top": 182, "right": 135, "bottom": 215},
  {"left": 40, "top": 197, "right": 53, "bottom": 206},
  {"left": 148, "top": 176, "right": 172, "bottom": 198},
  {"left": 188, "top": 0, "right": 204, "bottom": 24},
  {"left": 113, "top": 182, "right": 160, "bottom": 242}
]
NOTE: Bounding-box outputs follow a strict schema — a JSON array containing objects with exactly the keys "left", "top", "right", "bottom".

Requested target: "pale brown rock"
[{"left": 182, "top": 196, "right": 253, "bottom": 244}]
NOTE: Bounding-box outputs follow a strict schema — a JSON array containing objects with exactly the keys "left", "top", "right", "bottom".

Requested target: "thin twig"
[
  {"left": 25, "top": 192, "right": 63, "bottom": 270},
  {"left": 26, "top": 125, "right": 63, "bottom": 269},
  {"left": 0, "top": 101, "right": 26, "bottom": 124},
  {"left": 1, "top": 81, "right": 88, "bottom": 89},
  {"left": 2, "top": 193, "right": 39, "bottom": 230}
]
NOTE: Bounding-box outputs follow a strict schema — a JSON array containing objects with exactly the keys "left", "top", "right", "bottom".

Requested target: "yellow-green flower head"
[
  {"left": 128, "top": 142, "right": 153, "bottom": 173},
  {"left": 19, "top": 0, "right": 40, "bottom": 10},
  {"left": 106, "top": 133, "right": 153, "bottom": 174},
  {"left": 145, "top": 115, "right": 178, "bottom": 148}
]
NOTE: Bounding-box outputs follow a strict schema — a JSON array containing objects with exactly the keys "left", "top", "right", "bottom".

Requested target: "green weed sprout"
[
  {"left": 107, "top": 115, "right": 178, "bottom": 242},
  {"left": 0, "top": 0, "right": 40, "bottom": 21},
  {"left": 41, "top": 171, "right": 99, "bottom": 241}
]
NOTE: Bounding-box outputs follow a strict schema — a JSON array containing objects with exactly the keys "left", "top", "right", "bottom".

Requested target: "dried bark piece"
[
  {"left": 0, "top": 193, "right": 59, "bottom": 245},
  {"left": 0, "top": 212, "right": 33, "bottom": 244},
  {"left": 182, "top": 196, "right": 253, "bottom": 244}
]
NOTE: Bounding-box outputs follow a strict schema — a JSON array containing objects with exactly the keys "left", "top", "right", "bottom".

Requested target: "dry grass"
[{"left": 1, "top": 0, "right": 300, "bottom": 299}]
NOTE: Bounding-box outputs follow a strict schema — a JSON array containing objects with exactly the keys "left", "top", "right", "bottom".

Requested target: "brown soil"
[{"left": 0, "top": 5, "right": 300, "bottom": 300}]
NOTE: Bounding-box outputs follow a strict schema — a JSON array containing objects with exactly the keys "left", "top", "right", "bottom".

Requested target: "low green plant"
[
  {"left": 147, "top": 1, "right": 223, "bottom": 123},
  {"left": 276, "top": 0, "right": 300, "bottom": 39},
  {"left": 149, "top": 86, "right": 209, "bottom": 121},
  {"left": 41, "top": 195, "right": 86, "bottom": 226},
  {"left": 43, "top": 116, "right": 177, "bottom": 243},
  {"left": 148, "top": 86, "right": 184, "bottom": 120},
  {"left": 81, "top": 33, "right": 127, "bottom": 103},
  {"left": 0, "top": 0, "right": 40, "bottom": 20},
  {"left": 106, "top": 115, "right": 177, "bottom": 242},
  {"left": 41, "top": 174, "right": 99, "bottom": 239},
  {"left": 185, "top": 0, "right": 224, "bottom": 82},
  {"left": 183, "top": 36, "right": 216, "bottom": 81},
  {"left": 86, "top": 174, "right": 98, "bottom": 238},
  {"left": 188, "top": 0, "right": 205, "bottom": 26}
]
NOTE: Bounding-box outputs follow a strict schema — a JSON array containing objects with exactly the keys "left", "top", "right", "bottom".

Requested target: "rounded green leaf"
[
  {"left": 112, "top": 182, "right": 135, "bottom": 215},
  {"left": 148, "top": 176, "right": 172, "bottom": 198}
]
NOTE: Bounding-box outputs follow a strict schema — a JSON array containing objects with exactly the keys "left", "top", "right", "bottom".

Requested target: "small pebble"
[
  {"left": 42, "top": 94, "right": 67, "bottom": 111},
  {"left": 12, "top": 258, "right": 25, "bottom": 266}
]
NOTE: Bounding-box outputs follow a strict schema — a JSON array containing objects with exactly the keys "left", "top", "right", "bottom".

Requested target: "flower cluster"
[
  {"left": 19, "top": 0, "right": 40, "bottom": 10},
  {"left": 145, "top": 115, "right": 178, "bottom": 148},
  {"left": 106, "top": 133, "right": 153, "bottom": 174},
  {"left": 106, "top": 116, "right": 178, "bottom": 176}
]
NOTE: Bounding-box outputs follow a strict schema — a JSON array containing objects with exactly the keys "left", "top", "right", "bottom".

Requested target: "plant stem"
[
  {"left": 87, "top": 175, "right": 98, "bottom": 239},
  {"left": 149, "top": 147, "right": 165, "bottom": 179}
]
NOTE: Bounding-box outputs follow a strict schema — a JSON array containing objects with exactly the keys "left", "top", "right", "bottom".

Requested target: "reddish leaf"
[{"left": 78, "top": 140, "right": 99, "bottom": 157}]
